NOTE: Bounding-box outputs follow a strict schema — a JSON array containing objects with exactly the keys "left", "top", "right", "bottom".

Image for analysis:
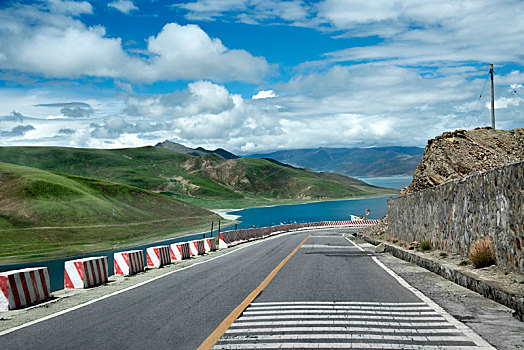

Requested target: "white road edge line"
[
  {"left": 0, "top": 228, "right": 315, "bottom": 337},
  {"left": 343, "top": 234, "right": 495, "bottom": 350}
]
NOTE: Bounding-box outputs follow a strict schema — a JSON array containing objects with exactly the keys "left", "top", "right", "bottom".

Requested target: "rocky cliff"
[{"left": 401, "top": 127, "right": 524, "bottom": 195}]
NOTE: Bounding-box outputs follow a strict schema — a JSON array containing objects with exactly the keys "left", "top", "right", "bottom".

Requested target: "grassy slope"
[
  {"left": 0, "top": 162, "right": 220, "bottom": 263},
  {"left": 0, "top": 146, "right": 397, "bottom": 209}
]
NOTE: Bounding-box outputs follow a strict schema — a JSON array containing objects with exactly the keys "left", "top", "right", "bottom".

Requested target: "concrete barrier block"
[
  {"left": 114, "top": 250, "right": 144, "bottom": 276},
  {"left": 0, "top": 267, "right": 51, "bottom": 311},
  {"left": 65, "top": 256, "right": 108, "bottom": 289},
  {"left": 146, "top": 246, "right": 170, "bottom": 268}
]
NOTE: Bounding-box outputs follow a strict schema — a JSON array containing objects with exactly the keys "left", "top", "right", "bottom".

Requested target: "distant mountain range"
[
  {"left": 247, "top": 147, "right": 424, "bottom": 177},
  {"left": 156, "top": 140, "right": 424, "bottom": 177}
]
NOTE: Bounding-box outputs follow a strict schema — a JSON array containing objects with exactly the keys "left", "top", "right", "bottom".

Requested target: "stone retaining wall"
[{"left": 388, "top": 161, "right": 524, "bottom": 272}]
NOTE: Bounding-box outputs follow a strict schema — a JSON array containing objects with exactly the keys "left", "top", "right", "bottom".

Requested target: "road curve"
[{"left": 0, "top": 228, "right": 492, "bottom": 349}]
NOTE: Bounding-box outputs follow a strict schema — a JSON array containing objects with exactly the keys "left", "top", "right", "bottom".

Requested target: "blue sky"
[{"left": 0, "top": 0, "right": 523, "bottom": 153}]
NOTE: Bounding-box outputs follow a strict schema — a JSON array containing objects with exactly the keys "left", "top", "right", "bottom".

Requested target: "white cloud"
[
  {"left": 180, "top": 0, "right": 524, "bottom": 68},
  {"left": 490, "top": 97, "right": 521, "bottom": 109},
  {"left": 46, "top": 0, "right": 93, "bottom": 16},
  {"left": 142, "top": 23, "right": 270, "bottom": 82},
  {"left": 0, "top": 4, "right": 270, "bottom": 83},
  {"left": 179, "top": 0, "right": 310, "bottom": 24},
  {"left": 2, "top": 63, "right": 523, "bottom": 151},
  {"left": 252, "top": 90, "right": 277, "bottom": 99},
  {"left": 108, "top": 0, "right": 138, "bottom": 15}
]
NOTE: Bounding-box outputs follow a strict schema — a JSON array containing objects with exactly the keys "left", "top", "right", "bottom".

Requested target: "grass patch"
[
  {"left": 459, "top": 260, "right": 469, "bottom": 266},
  {"left": 0, "top": 217, "right": 233, "bottom": 264},
  {"left": 420, "top": 241, "right": 432, "bottom": 251},
  {"left": 469, "top": 237, "right": 496, "bottom": 268},
  {"left": 439, "top": 252, "right": 448, "bottom": 258}
]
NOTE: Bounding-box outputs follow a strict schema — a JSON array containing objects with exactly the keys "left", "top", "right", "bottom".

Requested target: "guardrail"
[{"left": 219, "top": 220, "right": 379, "bottom": 247}]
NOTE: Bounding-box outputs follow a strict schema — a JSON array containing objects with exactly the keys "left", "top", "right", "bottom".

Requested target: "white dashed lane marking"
[{"left": 212, "top": 301, "right": 490, "bottom": 349}]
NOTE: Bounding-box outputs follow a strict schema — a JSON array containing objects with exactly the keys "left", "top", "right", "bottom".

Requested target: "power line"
[
  {"left": 467, "top": 71, "right": 490, "bottom": 129},
  {"left": 494, "top": 71, "right": 523, "bottom": 99}
]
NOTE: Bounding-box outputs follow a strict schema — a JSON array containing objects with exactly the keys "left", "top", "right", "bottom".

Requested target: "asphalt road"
[{"left": 0, "top": 228, "right": 493, "bottom": 349}]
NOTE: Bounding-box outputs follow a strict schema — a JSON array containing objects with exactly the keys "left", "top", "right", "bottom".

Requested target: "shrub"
[
  {"left": 458, "top": 260, "right": 469, "bottom": 266},
  {"left": 469, "top": 238, "right": 496, "bottom": 268},
  {"left": 439, "top": 252, "right": 448, "bottom": 258},
  {"left": 420, "top": 241, "right": 432, "bottom": 251}
]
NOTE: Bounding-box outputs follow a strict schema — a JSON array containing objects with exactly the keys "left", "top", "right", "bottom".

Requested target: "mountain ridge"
[
  {"left": 246, "top": 146, "right": 424, "bottom": 177},
  {"left": 156, "top": 140, "right": 239, "bottom": 159}
]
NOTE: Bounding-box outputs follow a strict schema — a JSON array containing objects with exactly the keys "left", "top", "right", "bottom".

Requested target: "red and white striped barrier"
[
  {"left": 64, "top": 256, "right": 108, "bottom": 289},
  {"left": 114, "top": 250, "right": 144, "bottom": 276},
  {"left": 170, "top": 242, "right": 191, "bottom": 262},
  {"left": 218, "top": 232, "right": 228, "bottom": 249},
  {"left": 206, "top": 238, "right": 217, "bottom": 252},
  {"left": 188, "top": 240, "right": 205, "bottom": 256},
  {"left": 0, "top": 267, "right": 51, "bottom": 311},
  {"left": 146, "top": 246, "right": 170, "bottom": 268},
  {"left": 188, "top": 240, "right": 199, "bottom": 256},
  {"left": 170, "top": 243, "right": 182, "bottom": 262}
]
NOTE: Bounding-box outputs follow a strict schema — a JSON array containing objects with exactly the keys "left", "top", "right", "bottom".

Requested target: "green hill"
[
  {"left": 0, "top": 146, "right": 397, "bottom": 209},
  {"left": 0, "top": 162, "right": 220, "bottom": 263}
]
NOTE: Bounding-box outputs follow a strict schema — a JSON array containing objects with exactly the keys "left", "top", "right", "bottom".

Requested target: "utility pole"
[{"left": 490, "top": 63, "right": 495, "bottom": 129}]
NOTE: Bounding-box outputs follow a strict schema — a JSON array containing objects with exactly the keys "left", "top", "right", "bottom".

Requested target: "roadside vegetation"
[{"left": 469, "top": 237, "right": 496, "bottom": 268}]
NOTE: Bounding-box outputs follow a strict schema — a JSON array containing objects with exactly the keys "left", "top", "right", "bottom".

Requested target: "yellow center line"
[{"left": 198, "top": 234, "right": 311, "bottom": 350}]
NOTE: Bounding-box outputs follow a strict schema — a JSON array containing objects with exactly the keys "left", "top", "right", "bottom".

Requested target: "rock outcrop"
[{"left": 402, "top": 127, "right": 524, "bottom": 195}]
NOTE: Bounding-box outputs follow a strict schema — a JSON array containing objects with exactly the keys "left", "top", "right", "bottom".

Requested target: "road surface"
[{"left": 0, "top": 228, "right": 493, "bottom": 349}]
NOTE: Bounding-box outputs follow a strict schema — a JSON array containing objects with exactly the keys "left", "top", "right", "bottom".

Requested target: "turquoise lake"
[{"left": 229, "top": 176, "right": 412, "bottom": 229}]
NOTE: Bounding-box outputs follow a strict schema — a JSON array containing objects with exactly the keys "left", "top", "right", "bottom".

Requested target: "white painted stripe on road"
[
  {"left": 246, "top": 308, "right": 436, "bottom": 314},
  {"left": 213, "top": 343, "right": 481, "bottom": 349},
  {"left": 343, "top": 234, "right": 366, "bottom": 252},
  {"left": 225, "top": 327, "right": 463, "bottom": 334},
  {"left": 241, "top": 312, "right": 441, "bottom": 319},
  {"left": 250, "top": 301, "right": 427, "bottom": 306},
  {"left": 244, "top": 306, "right": 436, "bottom": 314},
  {"left": 245, "top": 309, "right": 438, "bottom": 316},
  {"left": 300, "top": 244, "right": 361, "bottom": 249},
  {"left": 219, "top": 333, "right": 474, "bottom": 342},
  {"left": 236, "top": 314, "right": 446, "bottom": 322},
  {"left": 309, "top": 235, "right": 344, "bottom": 238},
  {"left": 246, "top": 305, "right": 434, "bottom": 311},
  {"left": 243, "top": 308, "right": 435, "bottom": 314},
  {"left": 231, "top": 320, "right": 452, "bottom": 327}
]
